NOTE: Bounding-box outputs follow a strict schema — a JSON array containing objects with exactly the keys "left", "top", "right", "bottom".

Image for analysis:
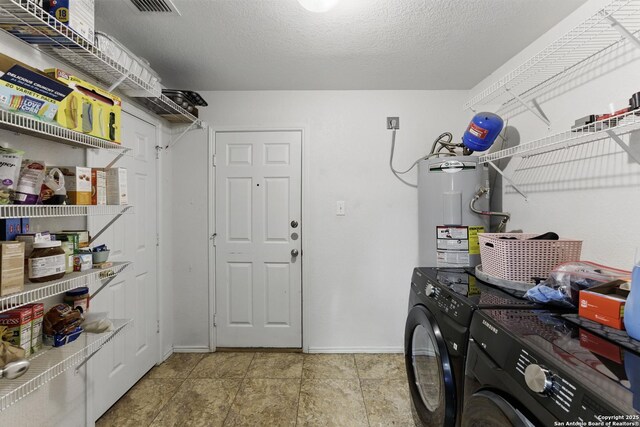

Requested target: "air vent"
[{"left": 129, "top": 0, "right": 180, "bottom": 14}]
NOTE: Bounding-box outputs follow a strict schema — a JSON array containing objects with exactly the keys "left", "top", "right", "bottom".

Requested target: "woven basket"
[{"left": 478, "top": 233, "right": 583, "bottom": 283}]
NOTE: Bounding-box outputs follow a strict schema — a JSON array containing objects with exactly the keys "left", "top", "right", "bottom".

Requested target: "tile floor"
[{"left": 96, "top": 352, "right": 415, "bottom": 427}]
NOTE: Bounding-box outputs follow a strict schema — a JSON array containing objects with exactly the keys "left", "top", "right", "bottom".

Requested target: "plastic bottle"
[{"left": 624, "top": 250, "right": 640, "bottom": 340}]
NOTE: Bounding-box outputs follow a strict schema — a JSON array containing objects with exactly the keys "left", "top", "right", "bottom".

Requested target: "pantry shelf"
[
  {"left": 0, "top": 0, "right": 203, "bottom": 128},
  {"left": 479, "top": 109, "right": 640, "bottom": 164},
  {"left": 0, "top": 261, "right": 130, "bottom": 314},
  {"left": 464, "top": 0, "right": 640, "bottom": 115},
  {"left": 0, "top": 318, "right": 131, "bottom": 412},
  {"left": 0, "top": 204, "right": 133, "bottom": 219},
  {"left": 0, "top": 109, "right": 131, "bottom": 153}
]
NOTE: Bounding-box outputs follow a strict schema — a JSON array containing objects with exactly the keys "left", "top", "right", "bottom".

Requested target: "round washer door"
[
  {"left": 404, "top": 304, "right": 456, "bottom": 427},
  {"left": 462, "top": 390, "right": 536, "bottom": 427}
]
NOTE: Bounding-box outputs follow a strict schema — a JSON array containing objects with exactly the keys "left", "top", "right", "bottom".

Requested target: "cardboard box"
[
  {"left": 0, "top": 219, "right": 22, "bottom": 241},
  {"left": 0, "top": 61, "right": 71, "bottom": 121},
  {"left": 73, "top": 253, "right": 92, "bottom": 272},
  {"left": 106, "top": 168, "right": 127, "bottom": 205},
  {"left": 21, "top": 218, "right": 30, "bottom": 234},
  {"left": 23, "top": 303, "right": 44, "bottom": 354},
  {"left": 0, "top": 307, "right": 32, "bottom": 356},
  {"left": 47, "top": 0, "right": 95, "bottom": 43},
  {"left": 54, "top": 166, "right": 92, "bottom": 205},
  {"left": 0, "top": 241, "right": 25, "bottom": 297},
  {"left": 579, "top": 280, "right": 628, "bottom": 330},
  {"left": 91, "top": 169, "right": 106, "bottom": 205},
  {"left": 44, "top": 68, "right": 121, "bottom": 143},
  {"left": 15, "top": 232, "right": 52, "bottom": 259},
  {"left": 59, "top": 230, "right": 89, "bottom": 248}
]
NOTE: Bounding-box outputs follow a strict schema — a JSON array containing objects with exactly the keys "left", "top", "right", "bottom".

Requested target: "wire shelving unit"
[
  {"left": 0, "top": 262, "right": 131, "bottom": 313},
  {"left": 0, "top": 0, "right": 203, "bottom": 128},
  {"left": 464, "top": 0, "right": 640, "bottom": 123},
  {"left": 0, "top": 319, "right": 132, "bottom": 412},
  {"left": 0, "top": 205, "right": 133, "bottom": 219}
]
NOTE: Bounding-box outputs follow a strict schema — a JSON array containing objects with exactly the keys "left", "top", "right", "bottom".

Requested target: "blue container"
[
  {"left": 624, "top": 262, "right": 640, "bottom": 340},
  {"left": 462, "top": 112, "right": 504, "bottom": 152}
]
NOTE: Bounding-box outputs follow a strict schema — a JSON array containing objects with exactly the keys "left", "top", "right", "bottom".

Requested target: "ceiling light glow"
[{"left": 297, "top": 0, "right": 340, "bottom": 13}]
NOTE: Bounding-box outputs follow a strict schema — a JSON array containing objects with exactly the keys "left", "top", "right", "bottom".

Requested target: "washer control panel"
[{"left": 422, "top": 278, "right": 471, "bottom": 324}]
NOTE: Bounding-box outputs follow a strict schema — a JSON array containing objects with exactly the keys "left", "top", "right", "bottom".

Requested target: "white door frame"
[{"left": 209, "top": 126, "right": 309, "bottom": 352}]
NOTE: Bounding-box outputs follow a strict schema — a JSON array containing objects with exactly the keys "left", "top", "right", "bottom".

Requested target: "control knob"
[
  {"left": 425, "top": 283, "right": 435, "bottom": 297},
  {"left": 524, "top": 364, "right": 553, "bottom": 394}
]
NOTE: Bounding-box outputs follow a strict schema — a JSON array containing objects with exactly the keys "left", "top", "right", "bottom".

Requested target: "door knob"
[
  {"left": 291, "top": 220, "right": 299, "bottom": 228},
  {"left": 291, "top": 249, "right": 299, "bottom": 257}
]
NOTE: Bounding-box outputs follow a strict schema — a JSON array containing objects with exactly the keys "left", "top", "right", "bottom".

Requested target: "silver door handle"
[{"left": 291, "top": 249, "right": 299, "bottom": 257}]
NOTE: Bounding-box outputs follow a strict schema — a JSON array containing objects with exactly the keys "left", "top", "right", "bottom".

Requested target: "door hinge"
[
  {"left": 156, "top": 233, "right": 160, "bottom": 247},
  {"left": 210, "top": 233, "right": 217, "bottom": 246},
  {"left": 212, "top": 154, "right": 216, "bottom": 167},
  {"left": 155, "top": 145, "right": 163, "bottom": 160},
  {"left": 156, "top": 320, "right": 160, "bottom": 334},
  {"left": 213, "top": 314, "right": 217, "bottom": 328}
]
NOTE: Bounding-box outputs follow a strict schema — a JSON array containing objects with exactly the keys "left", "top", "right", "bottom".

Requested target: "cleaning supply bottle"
[{"left": 624, "top": 249, "right": 640, "bottom": 340}]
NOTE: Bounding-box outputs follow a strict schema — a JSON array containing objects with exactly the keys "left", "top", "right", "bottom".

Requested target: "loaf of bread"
[{"left": 43, "top": 304, "right": 83, "bottom": 335}]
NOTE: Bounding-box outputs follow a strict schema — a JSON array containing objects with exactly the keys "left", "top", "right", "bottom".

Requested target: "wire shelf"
[
  {"left": 0, "top": 0, "right": 203, "bottom": 127},
  {"left": 0, "top": 109, "right": 132, "bottom": 154},
  {"left": 0, "top": 261, "right": 131, "bottom": 313},
  {"left": 464, "top": 0, "right": 640, "bottom": 113},
  {"left": 479, "top": 110, "right": 640, "bottom": 163},
  {"left": 0, "top": 204, "right": 133, "bottom": 219},
  {"left": 0, "top": 318, "right": 131, "bottom": 412}
]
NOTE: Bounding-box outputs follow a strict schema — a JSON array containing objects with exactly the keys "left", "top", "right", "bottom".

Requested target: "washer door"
[
  {"left": 462, "top": 390, "right": 535, "bottom": 427},
  {"left": 405, "top": 305, "right": 456, "bottom": 427}
]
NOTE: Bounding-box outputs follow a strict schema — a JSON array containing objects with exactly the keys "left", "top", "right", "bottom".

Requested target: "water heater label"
[
  {"left": 436, "top": 226, "right": 468, "bottom": 240},
  {"left": 468, "top": 122, "right": 489, "bottom": 139},
  {"left": 436, "top": 251, "right": 470, "bottom": 267},
  {"left": 437, "top": 239, "right": 469, "bottom": 251},
  {"left": 468, "top": 226, "right": 485, "bottom": 255}
]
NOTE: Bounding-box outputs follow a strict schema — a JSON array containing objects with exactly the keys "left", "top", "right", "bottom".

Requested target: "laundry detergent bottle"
[{"left": 624, "top": 249, "right": 640, "bottom": 340}]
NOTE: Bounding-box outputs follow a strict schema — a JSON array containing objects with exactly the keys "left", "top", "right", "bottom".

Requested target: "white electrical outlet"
[{"left": 336, "top": 201, "right": 345, "bottom": 216}]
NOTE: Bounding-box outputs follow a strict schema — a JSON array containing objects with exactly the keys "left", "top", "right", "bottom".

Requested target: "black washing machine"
[
  {"left": 405, "top": 267, "right": 550, "bottom": 427},
  {"left": 463, "top": 309, "right": 640, "bottom": 426}
]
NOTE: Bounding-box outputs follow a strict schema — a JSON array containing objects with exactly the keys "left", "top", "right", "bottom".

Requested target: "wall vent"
[{"left": 129, "top": 0, "right": 181, "bottom": 14}]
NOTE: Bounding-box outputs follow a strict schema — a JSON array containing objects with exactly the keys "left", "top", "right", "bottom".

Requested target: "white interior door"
[
  {"left": 88, "top": 112, "right": 159, "bottom": 419},
  {"left": 215, "top": 130, "right": 302, "bottom": 348}
]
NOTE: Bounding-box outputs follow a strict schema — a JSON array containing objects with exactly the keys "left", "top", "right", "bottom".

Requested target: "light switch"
[{"left": 336, "top": 201, "right": 345, "bottom": 216}]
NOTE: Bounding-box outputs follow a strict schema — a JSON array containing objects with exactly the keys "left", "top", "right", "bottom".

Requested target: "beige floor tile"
[
  {"left": 96, "top": 378, "right": 183, "bottom": 427},
  {"left": 302, "top": 354, "right": 358, "bottom": 379},
  {"left": 150, "top": 379, "right": 241, "bottom": 427},
  {"left": 147, "top": 353, "right": 206, "bottom": 379},
  {"left": 224, "top": 378, "right": 300, "bottom": 426},
  {"left": 297, "top": 379, "right": 368, "bottom": 427},
  {"left": 355, "top": 353, "right": 406, "bottom": 380},
  {"left": 189, "top": 352, "right": 255, "bottom": 379},
  {"left": 246, "top": 353, "right": 303, "bottom": 379},
  {"left": 361, "top": 379, "right": 414, "bottom": 427}
]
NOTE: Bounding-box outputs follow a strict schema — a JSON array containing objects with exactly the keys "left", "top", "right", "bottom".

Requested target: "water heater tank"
[{"left": 418, "top": 156, "right": 490, "bottom": 267}]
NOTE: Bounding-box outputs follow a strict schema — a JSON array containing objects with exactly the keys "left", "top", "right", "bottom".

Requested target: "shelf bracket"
[
  {"left": 486, "top": 161, "right": 528, "bottom": 201},
  {"left": 606, "top": 16, "right": 640, "bottom": 52},
  {"left": 166, "top": 120, "right": 199, "bottom": 150},
  {"left": 606, "top": 130, "right": 640, "bottom": 164},
  {"left": 74, "top": 322, "right": 129, "bottom": 374},
  {"left": 89, "top": 206, "right": 133, "bottom": 244},
  {"left": 108, "top": 74, "right": 129, "bottom": 93},
  {"left": 104, "top": 148, "right": 131, "bottom": 170},
  {"left": 505, "top": 88, "right": 551, "bottom": 127},
  {"left": 89, "top": 272, "right": 119, "bottom": 301}
]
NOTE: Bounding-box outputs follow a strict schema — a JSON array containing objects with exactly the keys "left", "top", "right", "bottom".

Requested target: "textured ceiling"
[{"left": 95, "top": 0, "right": 586, "bottom": 90}]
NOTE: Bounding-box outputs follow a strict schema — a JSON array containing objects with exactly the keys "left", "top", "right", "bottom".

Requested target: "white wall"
[
  {"left": 170, "top": 90, "right": 468, "bottom": 351},
  {"left": 468, "top": 0, "right": 640, "bottom": 269}
]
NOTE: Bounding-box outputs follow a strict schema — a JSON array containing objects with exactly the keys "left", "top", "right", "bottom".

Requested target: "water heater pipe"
[{"left": 469, "top": 187, "right": 511, "bottom": 233}]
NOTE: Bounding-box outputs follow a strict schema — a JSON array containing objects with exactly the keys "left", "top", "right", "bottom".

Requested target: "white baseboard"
[
  {"left": 172, "top": 346, "right": 211, "bottom": 353},
  {"left": 307, "top": 346, "right": 404, "bottom": 354},
  {"left": 161, "top": 348, "right": 174, "bottom": 362}
]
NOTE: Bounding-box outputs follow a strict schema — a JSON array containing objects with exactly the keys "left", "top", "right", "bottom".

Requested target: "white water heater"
[{"left": 418, "top": 156, "right": 490, "bottom": 267}]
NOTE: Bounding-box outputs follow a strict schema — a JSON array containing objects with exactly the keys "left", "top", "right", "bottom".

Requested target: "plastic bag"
[
  {"left": 525, "top": 261, "right": 631, "bottom": 307},
  {"left": 0, "top": 147, "right": 24, "bottom": 204},
  {"left": 14, "top": 160, "right": 46, "bottom": 204},
  {"left": 82, "top": 312, "right": 113, "bottom": 333},
  {"left": 39, "top": 167, "right": 66, "bottom": 205}
]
